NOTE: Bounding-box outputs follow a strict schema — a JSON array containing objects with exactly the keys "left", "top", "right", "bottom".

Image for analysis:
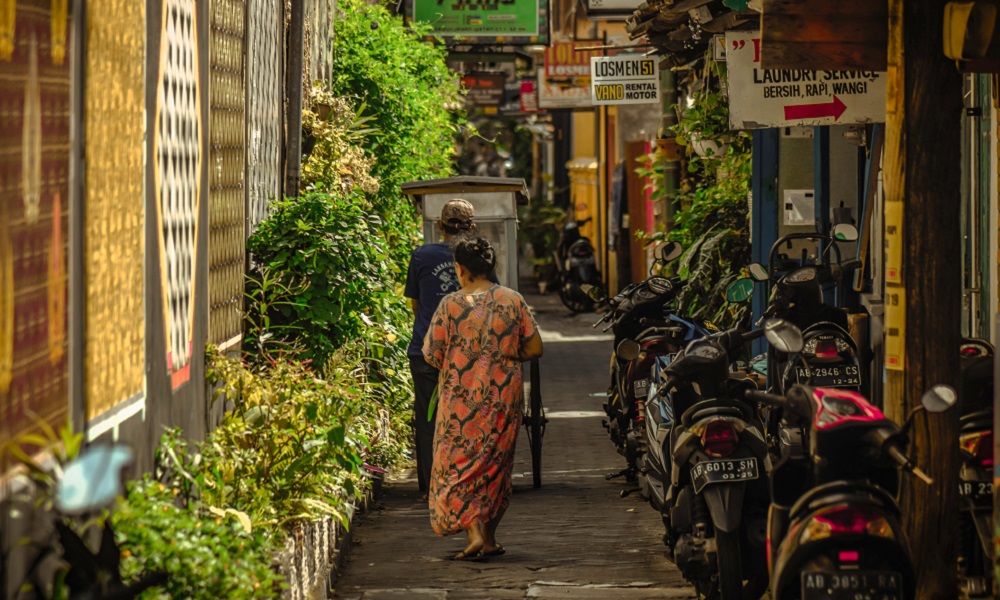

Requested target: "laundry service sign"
[
  {"left": 726, "top": 30, "right": 886, "bottom": 129},
  {"left": 590, "top": 55, "right": 660, "bottom": 105}
]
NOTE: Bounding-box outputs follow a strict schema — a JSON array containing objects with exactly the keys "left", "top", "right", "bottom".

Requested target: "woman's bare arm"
[{"left": 519, "top": 331, "right": 543, "bottom": 361}]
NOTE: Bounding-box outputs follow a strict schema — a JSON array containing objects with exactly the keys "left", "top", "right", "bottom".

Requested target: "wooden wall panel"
[
  {"left": 0, "top": 0, "right": 71, "bottom": 440},
  {"left": 762, "top": 0, "right": 888, "bottom": 71}
]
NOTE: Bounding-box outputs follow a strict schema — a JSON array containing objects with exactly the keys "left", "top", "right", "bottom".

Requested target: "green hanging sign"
[{"left": 411, "top": 0, "right": 541, "bottom": 37}]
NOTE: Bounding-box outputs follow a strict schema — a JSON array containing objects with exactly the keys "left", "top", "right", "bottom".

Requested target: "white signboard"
[
  {"left": 726, "top": 30, "right": 886, "bottom": 130},
  {"left": 586, "top": 0, "right": 639, "bottom": 14},
  {"left": 538, "top": 69, "right": 593, "bottom": 109},
  {"left": 589, "top": 55, "right": 660, "bottom": 105}
]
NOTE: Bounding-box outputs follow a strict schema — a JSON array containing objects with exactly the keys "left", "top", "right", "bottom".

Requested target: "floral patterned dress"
[{"left": 422, "top": 285, "right": 538, "bottom": 536}]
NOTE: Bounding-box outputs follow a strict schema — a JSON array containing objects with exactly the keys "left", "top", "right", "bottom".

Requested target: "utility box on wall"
[{"left": 402, "top": 177, "right": 529, "bottom": 290}]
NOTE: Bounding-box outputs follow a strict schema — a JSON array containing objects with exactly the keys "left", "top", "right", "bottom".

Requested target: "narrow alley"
[{"left": 335, "top": 292, "right": 695, "bottom": 600}]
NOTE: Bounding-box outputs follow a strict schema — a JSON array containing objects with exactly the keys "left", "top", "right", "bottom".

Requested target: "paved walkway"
[{"left": 335, "top": 291, "right": 695, "bottom": 600}]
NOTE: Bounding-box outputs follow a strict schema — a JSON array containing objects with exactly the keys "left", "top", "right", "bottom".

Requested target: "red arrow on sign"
[{"left": 784, "top": 95, "right": 848, "bottom": 121}]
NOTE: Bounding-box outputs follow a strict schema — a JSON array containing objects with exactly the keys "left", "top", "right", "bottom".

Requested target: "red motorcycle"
[{"left": 745, "top": 384, "right": 956, "bottom": 600}]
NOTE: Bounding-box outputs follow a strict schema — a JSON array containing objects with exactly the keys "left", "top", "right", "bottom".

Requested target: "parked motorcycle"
[
  {"left": 727, "top": 224, "right": 863, "bottom": 459},
  {"left": 654, "top": 319, "right": 803, "bottom": 600},
  {"left": 590, "top": 242, "right": 699, "bottom": 486},
  {"left": 555, "top": 217, "right": 602, "bottom": 313},
  {"left": 957, "top": 338, "right": 994, "bottom": 598},
  {"left": 745, "top": 383, "right": 956, "bottom": 600}
]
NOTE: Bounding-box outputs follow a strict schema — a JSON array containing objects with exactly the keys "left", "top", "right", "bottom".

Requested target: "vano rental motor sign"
[
  {"left": 725, "top": 30, "right": 887, "bottom": 129},
  {"left": 590, "top": 55, "right": 660, "bottom": 105}
]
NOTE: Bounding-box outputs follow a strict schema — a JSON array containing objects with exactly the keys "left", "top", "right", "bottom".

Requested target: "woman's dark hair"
[{"left": 454, "top": 237, "right": 497, "bottom": 280}]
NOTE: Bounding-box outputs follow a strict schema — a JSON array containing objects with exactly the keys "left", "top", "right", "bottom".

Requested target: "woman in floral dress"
[{"left": 422, "top": 237, "right": 543, "bottom": 560}]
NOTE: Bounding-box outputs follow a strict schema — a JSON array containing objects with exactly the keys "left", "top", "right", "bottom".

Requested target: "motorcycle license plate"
[
  {"left": 801, "top": 571, "right": 902, "bottom": 600},
  {"left": 960, "top": 481, "right": 994, "bottom": 499},
  {"left": 690, "top": 457, "right": 759, "bottom": 494},
  {"left": 796, "top": 364, "right": 861, "bottom": 387},
  {"left": 633, "top": 378, "right": 649, "bottom": 397}
]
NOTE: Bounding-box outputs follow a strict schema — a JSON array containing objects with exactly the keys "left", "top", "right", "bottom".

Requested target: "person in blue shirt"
[{"left": 405, "top": 199, "right": 479, "bottom": 500}]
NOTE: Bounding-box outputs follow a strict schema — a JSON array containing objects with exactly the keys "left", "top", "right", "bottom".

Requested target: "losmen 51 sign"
[
  {"left": 589, "top": 55, "right": 660, "bottom": 105},
  {"left": 726, "top": 30, "right": 887, "bottom": 129}
]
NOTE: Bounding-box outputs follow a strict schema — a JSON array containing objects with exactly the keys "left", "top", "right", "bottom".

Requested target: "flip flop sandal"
[
  {"left": 451, "top": 549, "right": 485, "bottom": 562},
  {"left": 480, "top": 545, "right": 506, "bottom": 557}
]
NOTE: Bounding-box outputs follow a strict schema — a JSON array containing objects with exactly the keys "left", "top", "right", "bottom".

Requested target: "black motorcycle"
[
  {"left": 727, "top": 224, "right": 863, "bottom": 458},
  {"left": 589, "top": 242, "right": 688, "bottom": 484},
  {"left": 655, "top": 319, "right": 803, "bottom": 600},
  {"left": 555, "top": 217, "right": 601, "bottom": 313},
  {"left": 957, "top": 338, "right": 995, "bottom": 598},
  {"left": 745, "top": 383, "right": 955, "bottom": 600}
]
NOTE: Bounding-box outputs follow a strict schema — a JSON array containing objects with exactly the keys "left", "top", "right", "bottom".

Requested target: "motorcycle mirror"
[
  {"left": 726, "top": 278, "right": 755, "bottom": 303},
  {"left": 55, "top": 444, "right": 135, "bottom": 515},
  {"left": 921, "top": 384, "right": 957, "bottom": 413},
  {"left": 748, "top": 263, "right": 769, "bottom": 282},
  {"left": 617, "top": 339, "right": 641, "bottom": 362},
  {"left": 763, "top": 318, "right": 804, "bottom": 354},
  {"left": 584, "top": 285, "right": 607, "bottom": 302},
  {"left": 831, "top": 223, "right": 859, "bottom": 242},
  {"left": 656, "top": 241, "right": 683, "bottom": 263}
]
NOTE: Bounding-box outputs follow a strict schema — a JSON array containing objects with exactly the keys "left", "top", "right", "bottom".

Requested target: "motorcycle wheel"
[
  {"left": 715, "top": 530, "right": 745, "bottom": 600},
  {"left": 557, "top": 279, "right": 594, "bottom": 314}
]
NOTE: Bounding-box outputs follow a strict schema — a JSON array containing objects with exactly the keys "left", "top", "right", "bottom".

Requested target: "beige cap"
[{"left": 440, "top": 198, "right": 475, "bottom": 230}]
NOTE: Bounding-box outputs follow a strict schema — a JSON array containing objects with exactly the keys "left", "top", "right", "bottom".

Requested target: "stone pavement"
[{"left": 335, "top": 290, "right": 695, "bottom": 600}]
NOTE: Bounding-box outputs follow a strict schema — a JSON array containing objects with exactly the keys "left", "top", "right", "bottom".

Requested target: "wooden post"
[{"left": 883, "top": 0, "right": 962, "bottom": 596}]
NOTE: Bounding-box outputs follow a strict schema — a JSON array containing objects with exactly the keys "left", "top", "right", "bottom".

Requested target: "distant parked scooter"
[{"left": 555, "top": 217, "right": 601, "bottom": 313}]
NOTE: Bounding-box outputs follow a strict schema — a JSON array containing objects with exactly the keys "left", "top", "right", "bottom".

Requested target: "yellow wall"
[
  {"left": 85, "top": 0, "right": 146, "bottom": 417},
  {"left": 573, "top": 110, "right": 595, "bottom": 158}
]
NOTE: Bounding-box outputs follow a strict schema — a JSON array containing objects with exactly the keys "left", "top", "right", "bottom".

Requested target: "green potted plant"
[{"left": 518, "top": 198, "right": 565, "bottom": 294}]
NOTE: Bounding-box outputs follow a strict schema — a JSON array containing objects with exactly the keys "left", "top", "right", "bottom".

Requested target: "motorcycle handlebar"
[
  {"left": 744, "top": 389, "right": 786, "bottom": 406},
  {"left": 884, "top": 442, "right": 933, "bottom": 485}
]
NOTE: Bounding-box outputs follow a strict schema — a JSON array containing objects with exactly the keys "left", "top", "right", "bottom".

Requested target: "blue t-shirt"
[{"left": 405, "top": 243, "right": 460, "bottom": 357}]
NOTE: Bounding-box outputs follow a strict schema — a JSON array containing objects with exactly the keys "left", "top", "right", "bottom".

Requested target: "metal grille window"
[
  {"left": 154, "top": 0, "right": 202, "bottom": 378},
  {"left": 246, "top": 0, "right": 283, "bottom": 232},
  {"left": 208, "top": 0, "right": 246, "bottom": 348}
]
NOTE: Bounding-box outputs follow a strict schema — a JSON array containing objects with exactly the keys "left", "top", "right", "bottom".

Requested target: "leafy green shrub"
[
  {"left": 114, "top": 475, "right": 282, "bottom": 599},
  {"left": 639, "top": 61, "right": 752, "bottom": 329},
  {"left": 301, "top": 85, "right": 379, "bottom": 196},
  {"left": 203, "top": 352, "right": 366, "bottom": 527},
  {"left": 332, "top": 0, "right": 466, "bottom": 271},
  {"left": 245, "top": 190, "right": 402, "bottom": 367}
]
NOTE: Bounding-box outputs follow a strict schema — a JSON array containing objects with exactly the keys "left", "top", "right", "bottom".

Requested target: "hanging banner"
[
  {"left": 726, "top": 30, "right": 887, "bottom": 129},
  {"left": 519, "top": 80, "right": 541, "bottom": 113},
  {"left": 411, "top": 0, "right": 540, "bottom": 37},
  {"left": 589, "top": 55, "right": 660, "bottom": 105},
  {"left": 462, "top": 73, "right": 506, "bottom": 110},
  {"left": 538, "top": 69, "right": 593, "bottom": 109},
  {"left": 545, "top": 41, "right": 599, "bottom": 79}
]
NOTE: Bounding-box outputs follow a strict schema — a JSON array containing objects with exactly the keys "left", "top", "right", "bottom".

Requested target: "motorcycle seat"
[
  {"left": 788, "top": 479, "right": 899, "bottom": 523},
  {"left": 681, "top": 399, "right": 753, "bottom": 427},
  {"left": 960, "top": 409, "right": 992, "bottom": 432}
]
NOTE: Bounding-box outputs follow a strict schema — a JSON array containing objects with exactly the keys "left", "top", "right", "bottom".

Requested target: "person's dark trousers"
[{"left": 409, "top": 356, "right": 439, "bottom": 494}]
